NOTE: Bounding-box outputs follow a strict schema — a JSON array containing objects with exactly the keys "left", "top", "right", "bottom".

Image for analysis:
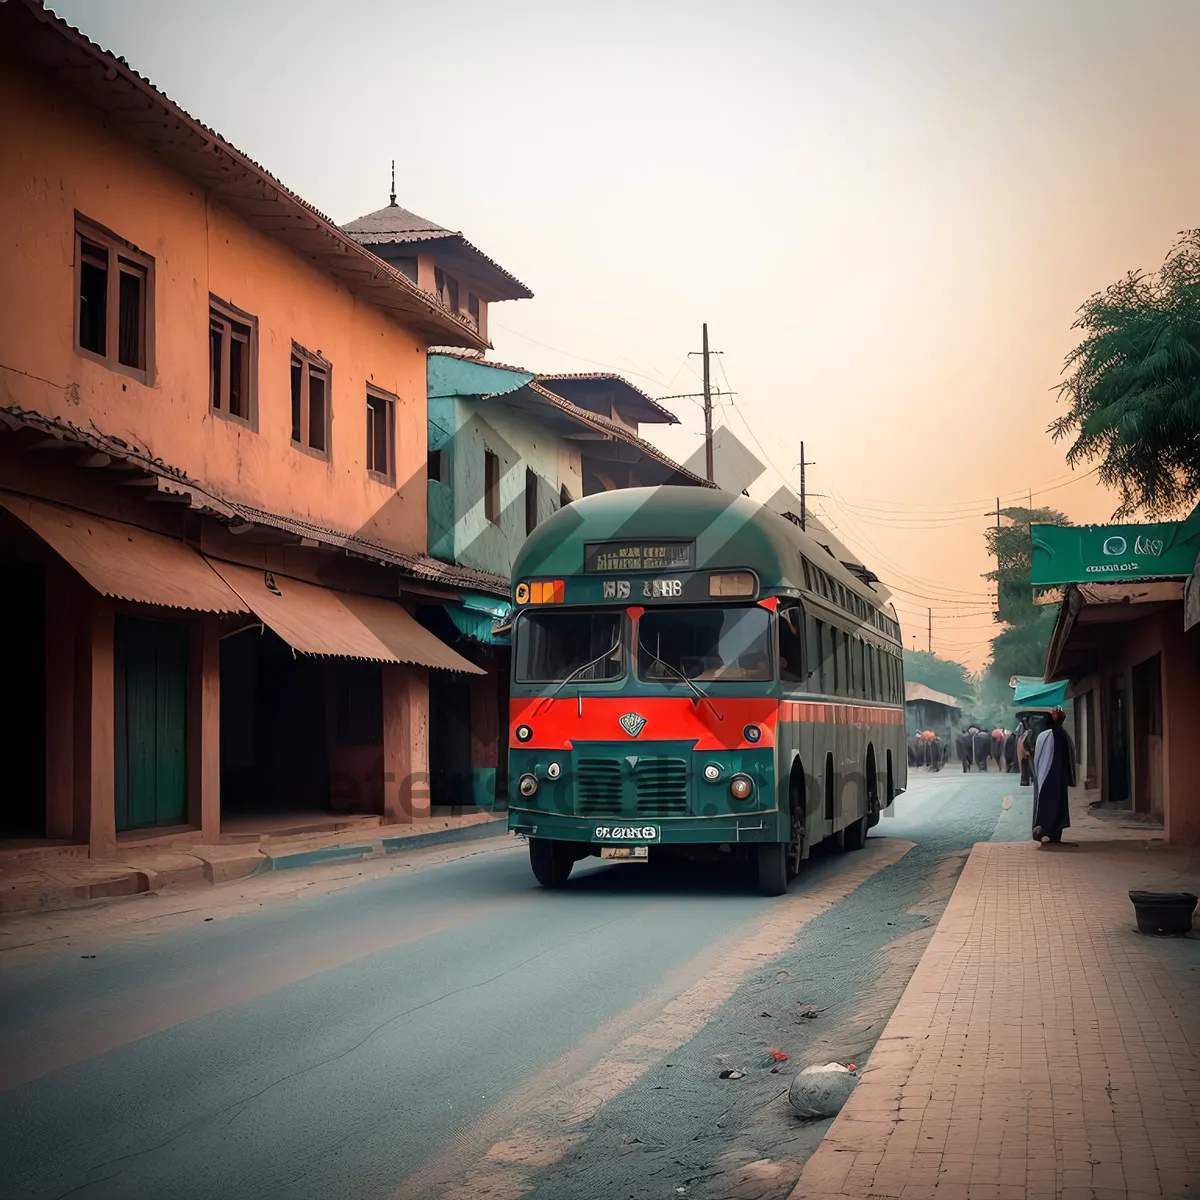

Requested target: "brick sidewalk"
[{"left": 791, "top": 840, "right": 1200, "bottom": 1200}]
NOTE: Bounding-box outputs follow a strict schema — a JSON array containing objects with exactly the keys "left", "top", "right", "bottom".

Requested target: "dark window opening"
[
  {"left": 779, "top": 605, "right": 805, "bottom": 683},
  {"left": 560, "top": 483, "right": 572, "bottom": 509},
  {"left": 428, "top": 448, "right": 446, "bottom": 484},
  {"left": 367, "top": 389, "right": 394, "bottom": 480},
  {"left": 78, "top": 238, "right": 107, "bottom": 355},
  {"left": 394, "top": 256, "right": 418, "bottom": 282},
  {"left": 117, "top": 258, "right": 145, "bottom": 369},
  {"left": 308, "top": 369, "right": 327, "bottom": 453},
  {"left": 468, "top": 293, "right": 480, "bottom": 326},
  {"left": 525, "top": 467, "right": 539, "bottom": 536},
  {"left": 290, "top": 360, "right": 303, "bottom": 443},
  {"left": 484, "top": 449, "right": 500, "bottom": 524}
]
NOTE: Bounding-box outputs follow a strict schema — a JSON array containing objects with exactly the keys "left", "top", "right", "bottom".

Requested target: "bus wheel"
[
  {"left": 757, "top": 843, "right": 788, "bottom": 897},
  {"left": 529, "top": 838, "right": 574, "bottom": 888},
  {"left": 844, "top": 813, "right": 869, "bottom": 851}
]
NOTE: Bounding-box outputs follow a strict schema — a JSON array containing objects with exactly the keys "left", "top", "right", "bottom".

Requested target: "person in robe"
[
  {"left": 956, "top": 731, "right": 973, "bottom": 772},
  {"left": 1032, "top": 708, "right": 1075, "bottom": 844},
  {"left": 1015, "top": 718, "right": 1032, "bottom": 785}
]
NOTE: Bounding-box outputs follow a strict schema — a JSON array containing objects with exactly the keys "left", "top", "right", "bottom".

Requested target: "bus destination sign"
[{"left": 584, "top": 541, "right": 694, "bottom": 574}]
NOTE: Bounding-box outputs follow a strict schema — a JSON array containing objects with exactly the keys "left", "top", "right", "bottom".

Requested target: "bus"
[{"left": 506, "top": 486, "right": 907, "bottom": 896}]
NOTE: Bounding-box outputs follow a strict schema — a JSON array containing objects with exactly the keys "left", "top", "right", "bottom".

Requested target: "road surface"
[{"left": 0, "top": 771, "right": 1028, "bottom": 1200}]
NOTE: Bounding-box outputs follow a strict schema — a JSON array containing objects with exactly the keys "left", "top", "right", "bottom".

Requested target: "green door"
[{"left": 115, "top": 617, "right": 187, "bottom": 831}]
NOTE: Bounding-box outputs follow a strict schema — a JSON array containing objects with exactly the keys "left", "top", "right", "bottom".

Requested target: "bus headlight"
[
  {"left": 547, "top": 761, "right": 561, "bottom": 780},
  {"left": 743, "top": 724, "right": 761, "bottom": 743},
  {"left": 518, "top": 773, "right": 538, "bottom": 797},
  {"left": 703, "top": 764, "right": 721, "bottom": 782},
  {"left": 515, "top": 724, "right": 533, "bottom": 743},
  {"left": 729, "top": 774, "right": 753, "bottom": 801}
]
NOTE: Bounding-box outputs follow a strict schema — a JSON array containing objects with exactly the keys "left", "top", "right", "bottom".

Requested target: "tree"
[
  {"left": 903, "top": 650, "right": 973, "bottom": 700},
  {"left": 981, "top": 506, "right": 1071, "bottom": 700},
  {"left": 1052, "top": 229, "right": 1200, "bottom": 518}
]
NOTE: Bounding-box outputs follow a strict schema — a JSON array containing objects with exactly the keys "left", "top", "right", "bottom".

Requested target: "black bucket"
[{"left": 1128, "top": 890, "right": 1198, "bottom": 936}]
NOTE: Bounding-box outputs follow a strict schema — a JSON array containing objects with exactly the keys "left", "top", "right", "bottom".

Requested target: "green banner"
[{"left": 1030, "top": 519, "right": 1200, "bottom": 586}]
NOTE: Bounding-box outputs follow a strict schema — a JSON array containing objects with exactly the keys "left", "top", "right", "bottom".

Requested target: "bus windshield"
[
  {"left": 637, "top": 607, "right": 772, "bottom": 682},
  {"left": 514, "top": 610, "right": 625, "bottom": 683}
]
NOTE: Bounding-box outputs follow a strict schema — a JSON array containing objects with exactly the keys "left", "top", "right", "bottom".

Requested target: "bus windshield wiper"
[
  {"left": 533, "top": 640, "right": 622, "bottom": 716},
  {"left": 637, "top": 641, "right": 724, "bottom": 722}
]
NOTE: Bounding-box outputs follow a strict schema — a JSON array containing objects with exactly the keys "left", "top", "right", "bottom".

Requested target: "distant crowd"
[{"left": 909, "top": 717, "right": 1047, "bottom": 784}]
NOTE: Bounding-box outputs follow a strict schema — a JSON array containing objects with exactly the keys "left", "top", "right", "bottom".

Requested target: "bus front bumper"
[{"left": 507, "top": 807, "right": 784, "bottom": 846}]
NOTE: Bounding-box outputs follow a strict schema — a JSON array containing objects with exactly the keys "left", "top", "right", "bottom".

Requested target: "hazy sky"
[{"left": 51, "top": 0, "right": 1200, "bottom": 667}]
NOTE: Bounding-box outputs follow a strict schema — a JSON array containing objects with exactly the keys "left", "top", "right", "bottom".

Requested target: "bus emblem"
[{"left": 619, "top": 712, "right": 647, "bottom": 738}]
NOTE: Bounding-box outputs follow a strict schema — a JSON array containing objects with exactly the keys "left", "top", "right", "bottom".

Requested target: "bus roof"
[{"left": 514, "top": 486, "right": 893, "bottom": 619}]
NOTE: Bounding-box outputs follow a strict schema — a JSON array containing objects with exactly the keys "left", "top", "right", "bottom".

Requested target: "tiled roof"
[
  {"left": 0, "top": 405, "right": 510, "bottom": 597},
  {"left": 526, "top": 385, "right": 712, "bottom": 488},
  {"left": 3, "top": 1, "right": 487, "bottom": 350},
  {"left": 536, "top": 373, "right": 679, "bottom": 426},
  {"left": 342, "top": 203, "right": 533, "bottom": 300}
]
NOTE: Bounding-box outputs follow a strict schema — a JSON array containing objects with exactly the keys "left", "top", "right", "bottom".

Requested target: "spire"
[{"left": 389, "top": 160, "right": 396, "bottom": 208}]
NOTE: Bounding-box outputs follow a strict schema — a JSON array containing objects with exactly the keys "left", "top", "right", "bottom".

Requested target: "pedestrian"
[
  {"left": 1015, "top": 718, "right": 1031, "bottom": 785},
  {"left": 1032, "top": 708, "right": 1075, "bottom": 844}
]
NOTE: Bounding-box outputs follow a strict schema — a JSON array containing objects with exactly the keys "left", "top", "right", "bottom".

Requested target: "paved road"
[{"left": 0, "top": 770, "right": 1028, "bottom": 1200}]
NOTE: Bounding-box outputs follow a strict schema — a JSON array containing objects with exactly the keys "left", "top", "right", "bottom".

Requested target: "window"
[
  {"left": 840, "top": 633, "right": 851, "bottom": 697},
  {"left": 428, "top": 448, "right": 447, "bottom": 484},
  {"left": 484, "top": 449, "right": 501, "bottom": 524},
  {"left": 434, "top": 266, "right": 459, "bottom": 312},
  {"left": 366, "top": 387, "right": 395, "bottom": 482},
  {"left": 779, "top": 605, "right": 805, "bottom": 683},
  {"left": 290, "top": 345, "right": 330, "bottom": 457},
  {"left": 831, "top": 629, "right": 841, "bottom": 694},
  {"left": 801, "top": 558, "right": 811, "bottom": 590},
  {"left": 525, "top": 468, "right": 539, "bottom": 535},
  {"left": 560, "top": 483, "right": 573, "bottom": 509},
  {"left": 515, "top": 611, "right": 624, "bottom": 683},
  {"left": 637, "top": 607, "right": 772, "bottom": 682},
  {"left": 856, "top": 639, "right": 866, "bottom": 698},
  {"left": 468, "top": 293, "right": 480, "bottom": 327},
  {"left": 75, "top": 217, "right": 153, "bottom": 380},
  {"left": 209, "top": 298, "right": 256, "bottom": 425},
  {"left": 806, "top": 614, "right": 822, "bottom": 692},
  {"left": 394, "top": 257, "right": 418, "bottom": 283}
]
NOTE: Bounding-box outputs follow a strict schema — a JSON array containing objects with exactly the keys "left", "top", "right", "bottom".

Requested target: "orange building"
[{"left": 0, "top": 1, "right": 511, "bottom": 858}]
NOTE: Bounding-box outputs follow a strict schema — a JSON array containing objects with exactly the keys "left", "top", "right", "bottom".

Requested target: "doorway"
[
  {"left": 1131, "top": 654, "right": 1164, "bottom": 816},
  {"left": 430, "top": 673, "right": 472, "bottom": 806},
  {"left": 114, "top": 615, "right": 187, "bottom": 831},
  {"left": 1105, "top": 672, "right": 1130, "bottom": 805},
  {"left": 0, "top": 563, "right": 46, "bottom": 838}
]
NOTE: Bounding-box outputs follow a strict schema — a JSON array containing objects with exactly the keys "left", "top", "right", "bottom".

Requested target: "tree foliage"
[
  {"left": 984, "top": 505, "right": 1071, "bottom": 624},
  {"left": 1052, "top": 229, "right": 1200, "bottom": 518},
  {"left": 903, "top": 650, "right": 974, "bottom": 700}
]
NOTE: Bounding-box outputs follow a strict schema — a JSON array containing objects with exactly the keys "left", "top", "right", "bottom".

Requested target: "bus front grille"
[
  {"left": 575, "top": 758, "right": 623, "bottom": 816},
  {"left": 635, "top": 758, "right": 689, "bottom": 816}
]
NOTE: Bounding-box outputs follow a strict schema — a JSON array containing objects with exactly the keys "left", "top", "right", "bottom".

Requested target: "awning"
[
  {"left": 1013, "top": 678, "right": 1068, "bottom": 708},
  {"left": 206, "top": 559, "right": 483, "bottom": 673},
  {"left": 0, "top": 493, "right": 246, "bottom": 613},
  {"left": 447, "top": 592, "right": 511, "bottom": 644}
]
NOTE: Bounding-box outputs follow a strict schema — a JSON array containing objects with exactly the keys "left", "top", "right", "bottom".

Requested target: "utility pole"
[
  {"left": 798, "top": 442, "right": 817, "bottom": 530},
  {"left": 928, "top": 607, "right": 932, "bottom": 653},
  {"left": 702, "top": 323, "right": 713, "bottom": 482},
  {"left": 686, "top": 325, "right": 722, "bottom": 483}
]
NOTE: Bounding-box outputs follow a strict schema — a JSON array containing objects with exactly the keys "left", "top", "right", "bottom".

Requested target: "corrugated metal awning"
[
  {"left": 0, "top": 493, "right": 247, "bottom": 613},
  {"left": 206, "top": 559, "right": 483, "bottom": 673}
]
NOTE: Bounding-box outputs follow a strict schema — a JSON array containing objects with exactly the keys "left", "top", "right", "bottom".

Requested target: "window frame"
[
  {"left": 73, "top": 215, "right": 155, "bottom": 384},
  {"left": 525, "top": 467, "right": 539, "bottom": 536},
  {"left": 365, "top": 384, "right": 397, "bottom": 484},
  {"left": 484, "top": 449, "right": 501, "bottom": 525},
  {"left": 428, "top": 447, "right": 447, "bottom": 485},
  {"left": 208, "top": 295, "right": 258, "bottom": 429},
  {"left": 778, "top": 602, "right": 806, "bottom": 684},
  {"left": 289, "top": 341, "right": 332, "bottom": 461}
]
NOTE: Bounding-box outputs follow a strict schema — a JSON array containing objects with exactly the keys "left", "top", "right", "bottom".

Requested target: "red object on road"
[{"left": 768, "top": 1049, "right": 788, "bottom": 1061}]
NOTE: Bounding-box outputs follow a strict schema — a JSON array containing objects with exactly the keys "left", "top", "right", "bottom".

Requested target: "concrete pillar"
[
  {"left": 73, "top": 591, "right": 115, "bottom": 857},
  {"left": 382, "top": 662, "right": 430, "bottom": 824},
  {"left": 187, "top": 616, "right": 221, "bottom": 842},
  {"left": 44, "top": 563, "right": 75, "bottom": 840},
  {"left": 1162, "top": 618, "right": 1200, "bottom": 846}
]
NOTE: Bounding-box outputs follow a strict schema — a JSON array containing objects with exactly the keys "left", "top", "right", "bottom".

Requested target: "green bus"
[{"left": 506, "top": 487, "right": 907, "bottom": 895}]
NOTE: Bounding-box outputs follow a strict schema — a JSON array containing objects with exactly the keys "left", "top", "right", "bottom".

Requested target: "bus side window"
[
  {"left": 779, "top": 605, "right": 805, "bottom": 683},
  {"left": 870, "top": 646, "right": 879, "bottom": 701},
  {"left": 840, "top": 633, "right": 851, "bottom": 697}
]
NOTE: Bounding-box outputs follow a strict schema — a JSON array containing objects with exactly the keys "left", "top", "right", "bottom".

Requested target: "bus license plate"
[
  {"left": 593, "top": 824, "right": 659, "bottom": 842},
  {"left": 601, "top": 846, "right": 649, "bottom": 861}
]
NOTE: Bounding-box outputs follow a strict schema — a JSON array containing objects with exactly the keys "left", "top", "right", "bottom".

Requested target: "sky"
[{"left": 51, "top": 0, "right": 1200, "bottom": 668}]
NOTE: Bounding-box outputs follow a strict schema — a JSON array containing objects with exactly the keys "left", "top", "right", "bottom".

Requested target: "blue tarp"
[{"left": 447, "top": 593, "right": 510, "bottom": 644}]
